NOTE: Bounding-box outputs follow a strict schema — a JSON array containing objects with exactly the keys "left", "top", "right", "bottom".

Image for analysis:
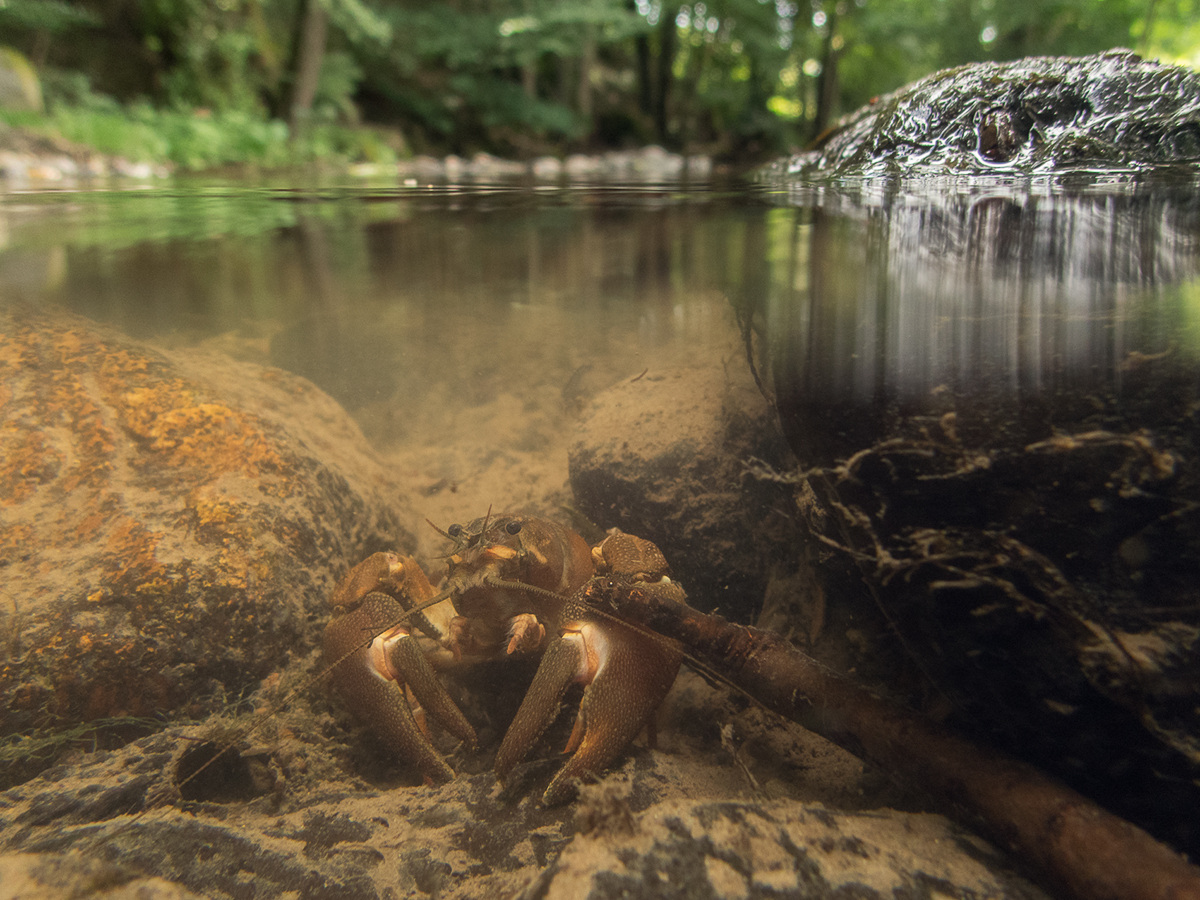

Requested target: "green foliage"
[
  {"left": 312, "top": 50, "right": 363, "bottom": 121},
  {"left": 5, "top": 0, "right": 1197, "bottom": 164},
  {"left": 1137, "top": 0, "right": 1200, "bottom": 64},
  {"left": 1, "top": 83, "right": 396, "bottom": 171},
  {"left": 0, "top": 0, "right": 100, "bottom": 33},
  {"left": 136, "top": 0, "right": 280, "bottom": 113},
  {"left": 463, "top": 74, "right": 583, "bottom": 136},
  {"left": 669, "top": 0, "right": 795, "bottom": 151},
  {"left": 358, "top": 0, "right": 646, "bottom": 149},
  {"left": 324, "top": 0, "right": 391, "bottom": 47}
]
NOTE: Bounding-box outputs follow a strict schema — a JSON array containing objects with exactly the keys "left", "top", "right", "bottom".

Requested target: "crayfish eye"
[
  {"left": 505, "top": 520, "right": 522, "bottom": 535},
  {"left": 447, "top": 524, "right": 462, "bottom": 538}
]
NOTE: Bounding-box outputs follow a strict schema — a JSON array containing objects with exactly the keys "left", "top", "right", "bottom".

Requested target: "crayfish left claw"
[
  {"left": 494, "top": 591, "right": 682, "bottom": 806},
  {"left": 324, "top": 553, "right": 477, "bottom": 784}
]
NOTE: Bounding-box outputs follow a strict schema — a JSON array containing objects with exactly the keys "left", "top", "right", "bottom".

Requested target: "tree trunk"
[
  {"left": 522, "top": 60, "right": 537, "bottom": 99},
  {"left": 635, "top": 32, "right": 653, "bottom": 116},
  {"left": 577, "top": 25, "right": 596, "bottom": 124},
  {"left": 654, "top": 6, "right": 678, "bottom": 143},
  {"left": 813, "top": 6, "right": 841, "bottom": 136},
  {"left": 287, "top": 0, "right": 329, "bottom": 139}
]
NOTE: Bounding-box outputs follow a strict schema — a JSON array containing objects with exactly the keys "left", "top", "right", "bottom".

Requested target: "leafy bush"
[{"left": 1, "top": 72, "right": 398, "bottom": 172}]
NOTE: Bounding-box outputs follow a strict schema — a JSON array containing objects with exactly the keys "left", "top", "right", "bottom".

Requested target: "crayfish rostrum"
[{"left": 323, "top": 512, "right": 681, "bottom": 805}]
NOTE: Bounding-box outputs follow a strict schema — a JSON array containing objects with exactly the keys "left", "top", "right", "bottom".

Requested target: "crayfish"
[
  {"left": 323, "top": 511, "right": 1200, "bottom": 900},
  {"left": 323, "top": 512, "right": 682, "bottom": 805}
]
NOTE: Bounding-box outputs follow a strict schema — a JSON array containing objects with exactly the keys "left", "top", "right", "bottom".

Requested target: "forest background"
[{"left": 1, "top": 0, "right": 1198, "bottom": 171}]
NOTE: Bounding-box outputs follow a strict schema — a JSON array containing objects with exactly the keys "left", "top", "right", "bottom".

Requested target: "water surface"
[{"left": 4, "top": 173, "right": 1200, "bottom": 537}]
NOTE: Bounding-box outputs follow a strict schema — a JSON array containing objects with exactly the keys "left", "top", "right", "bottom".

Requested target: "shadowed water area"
[
  {"left": 762, "top": 177, "right": 1200, "bottom": 850},
  {"left": 1, "top": 171, "right": 1199, "bottom": 898}
]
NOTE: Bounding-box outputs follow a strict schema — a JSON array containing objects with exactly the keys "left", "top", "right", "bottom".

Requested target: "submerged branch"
[{"left": 595, "top": 579, "right": 1200, "bottom": 900}]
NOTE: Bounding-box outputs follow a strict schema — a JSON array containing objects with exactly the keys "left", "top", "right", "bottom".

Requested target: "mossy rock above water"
[
  {"left": 0, "top": 47, "right": 42, "bottom": 113},
  {"left": 768, "top": 51, "right": 1200, "bottom": 178}
]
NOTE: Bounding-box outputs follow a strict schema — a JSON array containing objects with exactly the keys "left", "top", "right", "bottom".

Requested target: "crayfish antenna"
[{"left": 425, "top": 518, "right": 468, "bottom": 555}]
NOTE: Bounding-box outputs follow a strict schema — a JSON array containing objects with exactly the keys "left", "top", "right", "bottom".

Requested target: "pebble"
[
  {"left": 0, "top": 148, "right": 169, "bottom": 187},
  {"left": 0, "top": 145, "right": 713, "bottom": 186},
  {"left": 397, "top": 146, "right": 714, "bottom": 183}
]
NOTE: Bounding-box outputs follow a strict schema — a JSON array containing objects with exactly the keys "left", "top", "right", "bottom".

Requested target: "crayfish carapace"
[{"left": 322, "top": 512, "right": 682, "bottom": 805}]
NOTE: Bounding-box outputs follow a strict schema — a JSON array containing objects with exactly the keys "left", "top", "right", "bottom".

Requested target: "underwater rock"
[
  {"left": 568, "top": 363, "right": 796, "bottom": 617},
  {"left": 0, "top": 673, "right": 1049, "bottom": 900},
  {"left": 0, "top": 852, "right": 204, "bottom": 899},
  {"left": 0, "top": 308, "right": 414, "bottom": 757},
  {"left": 528, "top": 800, "right": 1049, "bottom": 900},
  {"left": 770, "top": 51, "right": 1200, "bottom": 177}
]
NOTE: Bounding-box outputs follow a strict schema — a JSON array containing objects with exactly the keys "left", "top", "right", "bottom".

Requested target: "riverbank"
[
  {"left": 0, "top": 123, "right": 168, "bottom": 184},
  {"left": 0, "top": 121, "right": 716, "bottom": 187},
  {"left": 398, "top": 145, "right": 714, "bottom": 182}
]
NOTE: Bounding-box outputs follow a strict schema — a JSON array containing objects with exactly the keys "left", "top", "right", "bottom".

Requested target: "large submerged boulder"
[
  {"left": 770, "top": 51, "right": 1200, "bottom": 178},
  {"left": 0, "top": 307, "right": 414, "bottom": 767},
  {"left": 568, "top": 363, "right": 797, "bottom": 617}
]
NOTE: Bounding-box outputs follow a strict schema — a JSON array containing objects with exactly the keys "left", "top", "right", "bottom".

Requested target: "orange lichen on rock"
[
  {"left": 0, "top": 308, "right": 412, "bottom": 739},
  {"left": 190, "top": 490, "right": 239, "bottom": 529},
  {"left": 118, "top": 387, "right": 287, "bottom": 482},
  {"left": 100, "top": 516, "right": 166, "bottom": 587},
  {"left": 0, "top": 427, "right": 61, "bottom": 506}
]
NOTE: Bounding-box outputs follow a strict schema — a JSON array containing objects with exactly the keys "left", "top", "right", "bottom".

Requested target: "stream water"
[
  {"left": 2, "top": 171, "right": 1199, "bottom": 869},
  {"left": 4, "top": 176, "right": 1197, "bottom": 460},
  {"left": 0, "top": 179, "right": 749, "bottom": 464}
]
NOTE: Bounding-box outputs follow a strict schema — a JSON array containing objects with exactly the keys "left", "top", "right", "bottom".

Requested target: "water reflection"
[
  {"left": 6, "top": 179, "right": 1200, "bottom": 460},
  {"left": 760, "top": 178, "right": 1200, "bottom": 854},
  {"left": 0, "top": 185, "right": 759, "bottom": 451},
  {"left": 764, "top": 181, "right": 1200, "bottom": 463}
]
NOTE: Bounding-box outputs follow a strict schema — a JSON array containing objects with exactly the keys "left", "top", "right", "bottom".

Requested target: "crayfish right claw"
[{"left": 494, "top": 589, "right": 682, "bottom": 805}]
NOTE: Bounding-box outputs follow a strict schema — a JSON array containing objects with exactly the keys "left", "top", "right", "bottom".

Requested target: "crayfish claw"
[
  {"left": 593, "top": 531, "right": 671, "bottom": 582},
  {"left": 495, "top": 596, "right": 682, "bottom": 806},
  {"left": 324, "top": 590, "right": 475, "bottom": 784},
  {"left": 494, "top": 629, "right": 584, "bottom": 785},
  {"left": 329, "top": 552, "right": 403, "bottom": 610},
  {"left": 387, "top": 632, "right": 479, "bottom": 751}
]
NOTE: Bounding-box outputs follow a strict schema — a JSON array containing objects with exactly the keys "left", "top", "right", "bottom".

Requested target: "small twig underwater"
[{"left": 589, "top": 578, "right": 1200, "bottom": 900}]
